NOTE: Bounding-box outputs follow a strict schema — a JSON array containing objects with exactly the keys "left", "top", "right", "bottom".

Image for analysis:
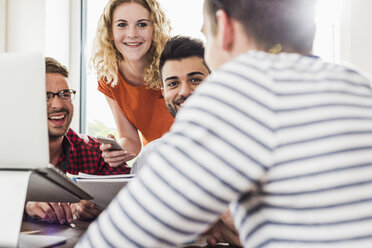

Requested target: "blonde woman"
[{"left": 92, "top": 0, "right": 174, "bottom": 167}]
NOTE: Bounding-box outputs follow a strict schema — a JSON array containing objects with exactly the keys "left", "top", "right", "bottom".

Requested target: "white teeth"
[
  {"left": 125, "top": 42, "right": 141, "bottom": 46},
  {"left": 50, "top": 115, "right": 65, "bottom": 120}
]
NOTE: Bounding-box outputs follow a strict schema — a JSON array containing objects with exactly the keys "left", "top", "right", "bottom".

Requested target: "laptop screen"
[{"left": 0, "top": 53, "right": 49, "bottom": 168}]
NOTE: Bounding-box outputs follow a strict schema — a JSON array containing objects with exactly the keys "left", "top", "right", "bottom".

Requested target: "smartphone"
[{"left": 96, "top": 136, "right": 124, "bottom": 151}]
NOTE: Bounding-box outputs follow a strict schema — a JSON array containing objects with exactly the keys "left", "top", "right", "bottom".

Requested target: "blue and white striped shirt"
[{"left": 77, "top": 51, "right": 372, "bottom": 248}]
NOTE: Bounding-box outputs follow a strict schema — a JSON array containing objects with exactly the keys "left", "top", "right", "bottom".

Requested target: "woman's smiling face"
[{"left": 111, "top": 2, "right": 153, "bottom": 62}]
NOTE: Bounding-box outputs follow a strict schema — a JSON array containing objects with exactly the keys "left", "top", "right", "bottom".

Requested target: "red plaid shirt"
[{"left": 55, "top": 129, "right": 131, "bottom": 175}]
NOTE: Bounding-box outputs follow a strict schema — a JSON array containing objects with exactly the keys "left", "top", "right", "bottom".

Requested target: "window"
[
  {"left": 81, "top": 0, "right": 343, "bottom": 136},
  {"left": 313, "top": 0, "right": 343, "bottom": 62},
  {"left": 83, "top": 1, "right": 114, "bottom": 136}
]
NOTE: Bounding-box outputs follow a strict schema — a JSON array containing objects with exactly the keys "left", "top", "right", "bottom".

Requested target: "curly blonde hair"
[{"left": 91, "top": 0, "right": 170, "bottom": 89}]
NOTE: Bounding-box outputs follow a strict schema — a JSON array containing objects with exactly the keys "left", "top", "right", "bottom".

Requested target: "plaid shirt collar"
[{"left": 56, "top": 131, "right": 73, "bottom": 172}]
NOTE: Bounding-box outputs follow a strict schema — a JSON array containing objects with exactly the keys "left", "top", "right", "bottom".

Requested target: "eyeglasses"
[{"left": 46, "top": 89, "right": 76, "bottom": 102}]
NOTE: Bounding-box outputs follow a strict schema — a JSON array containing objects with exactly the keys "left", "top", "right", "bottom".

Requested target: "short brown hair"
[
  {"left": 159, "top": 36, "right": 210, "bottom": 83},
  {"left": 204, "top": 0, "right": 316, "bottom": 53},
  {"left": 45, "top": 57, "right": 69, "bottom": 78}
]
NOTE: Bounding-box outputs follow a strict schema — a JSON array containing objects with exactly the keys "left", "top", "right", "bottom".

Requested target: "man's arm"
[
  {"left": 76, "top": 140, "right": 254, "bottom": 247},
  {"left": 25, "top": 201, "right": 73, "bottom": 224},
  {"left": 76, "top": 130, "right": 263, "bottom": 246},
  {"left": 76, "top": 75, "right": 267, "bottom": 247}
]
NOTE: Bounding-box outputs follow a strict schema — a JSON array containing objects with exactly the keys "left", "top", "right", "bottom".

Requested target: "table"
[
  {"left": 21, "top": 217, "right": 240, "bottom": 248},
  {"left": 21, "top": 217, "right": 91, "bottom": 248}
]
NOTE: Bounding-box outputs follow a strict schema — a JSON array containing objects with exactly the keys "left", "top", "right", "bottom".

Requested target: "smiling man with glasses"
[{"left": 24, "top": 57, "right": 131, "bottom": 226}]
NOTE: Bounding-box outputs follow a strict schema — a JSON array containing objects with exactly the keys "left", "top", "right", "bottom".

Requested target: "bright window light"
[{"left": 313, "top": 0, "right": 343, "bottom": 62}]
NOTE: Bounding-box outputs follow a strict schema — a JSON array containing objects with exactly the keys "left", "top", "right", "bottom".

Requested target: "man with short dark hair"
[
  {"left": 132, "top": 36, "right": 240, "bottom": 246},
  {"left": 131, "top": 35, "right": 210, "bottom": 173},
  {"left": 78, "top": 1, "right": 372, "bottom": 247},
  {"left": 159, "top": 35, "right": 210, "bottom": 118},
  {"left": 25, "top": 57, "right": 130, "bottom": 225}
]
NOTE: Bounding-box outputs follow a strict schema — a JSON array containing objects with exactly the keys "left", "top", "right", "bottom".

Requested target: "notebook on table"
[{"left": 69, "top": 172, "right": 135, "bottom": 209}]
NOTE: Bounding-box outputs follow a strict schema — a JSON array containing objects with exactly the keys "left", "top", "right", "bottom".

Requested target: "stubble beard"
[
  {"left": 166, "top": 104, "right": 177, "bottom": 118},
  {"left": 48, "top": 109, "right": 73, "bottom": 141}
]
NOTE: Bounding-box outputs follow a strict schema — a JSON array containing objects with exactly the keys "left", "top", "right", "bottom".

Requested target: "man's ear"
[
  {"left": 161, "top": 87, "right": 164, "bottom": 97},
  {"left": 215, "top": 9, "right": 234, "bottom": 52}
]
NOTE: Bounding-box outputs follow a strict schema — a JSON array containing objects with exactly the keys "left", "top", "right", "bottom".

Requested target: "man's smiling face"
[
  {"left": 161, "top": 56, "right": 210, "bottom": 117},
  {"left": 46, "top": 73, "right": 74, "bottom": 140}
]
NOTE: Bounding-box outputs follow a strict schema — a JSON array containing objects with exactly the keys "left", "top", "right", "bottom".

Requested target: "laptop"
[
  {"left": 0, "top": 52, "right": 91, "bottom": 201},
  {"left": 0, "top": 53, "right": 92, "bottom": 247}
]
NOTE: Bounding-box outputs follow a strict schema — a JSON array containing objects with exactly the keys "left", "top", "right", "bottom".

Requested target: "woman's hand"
[
  {"left": 70, "top": 200, "right": 101, "bottom": 220},
  {"left": 100, "top": 134, "right": 136, "bottom": 167}
]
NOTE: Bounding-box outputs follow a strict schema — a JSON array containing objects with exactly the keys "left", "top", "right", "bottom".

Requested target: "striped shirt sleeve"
[{"left": 76, "top": 54, "right": 271, "bottom": 248}]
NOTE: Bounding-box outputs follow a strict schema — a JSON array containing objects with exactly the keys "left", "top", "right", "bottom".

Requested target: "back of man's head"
[
  {"left": 159, "top": 35, "right": 210, "bottom": 76},
  {"left": 204, "top": 0, "right": 316, "bottom": 54},
  {"left": 45, "top": 57, "right": 69, "bottom": 78}
]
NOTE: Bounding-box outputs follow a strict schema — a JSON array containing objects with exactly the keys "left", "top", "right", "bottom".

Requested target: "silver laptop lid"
[{"left": 0, "top": 53, "right": 49, "bottom": 168}]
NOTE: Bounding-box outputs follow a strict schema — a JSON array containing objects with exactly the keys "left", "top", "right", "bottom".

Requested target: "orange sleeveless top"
[{"left": 98, "top": 72, "right": 174, "bottom": 146}]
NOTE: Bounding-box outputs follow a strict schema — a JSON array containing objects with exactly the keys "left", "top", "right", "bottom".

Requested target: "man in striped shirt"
[{"left": 77, "top": 0, "right": 372, "bottom": 247}]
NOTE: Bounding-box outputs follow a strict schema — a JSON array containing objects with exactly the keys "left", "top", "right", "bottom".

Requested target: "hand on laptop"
[
  {"left": 70, "top": 200, "right": 102, "bottom": 220},
  {"left": 25, "top": 201, "right": 73, "bottom": 224}
]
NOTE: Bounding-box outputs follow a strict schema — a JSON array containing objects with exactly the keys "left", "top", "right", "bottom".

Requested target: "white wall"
[
  {"left": 0, "top": 0, "right": 81, "bottom": 130},
  {"left": 0, "top": 0, "right": 6, "bottom": 52},
  {"left": 340, "top": 0, "right": 372, "bottom": 75},
  {"left": 6, "top": 0, "right": 45, "bottom": 53},
  {"left": 45, "top": 0, "right": 70, "bottom": 67},
  {"left": 68, "top": 0, "right": 82, "bottom": 131}
]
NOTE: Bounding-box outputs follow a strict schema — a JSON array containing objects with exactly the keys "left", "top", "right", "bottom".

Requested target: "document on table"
[{"left": 68, "top": 173, "right": 135, "bottom": 209}]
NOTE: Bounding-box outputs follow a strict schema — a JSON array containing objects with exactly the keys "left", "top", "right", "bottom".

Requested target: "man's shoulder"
[
  {"left": 131, "top": 139, "right": 162, "bottom": 174},
  {"left": 215, "top": 50, "right": 357, "bottom": 82},
  {"left": 223, "top": 50, "right": 307, "bottom": 72}
]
